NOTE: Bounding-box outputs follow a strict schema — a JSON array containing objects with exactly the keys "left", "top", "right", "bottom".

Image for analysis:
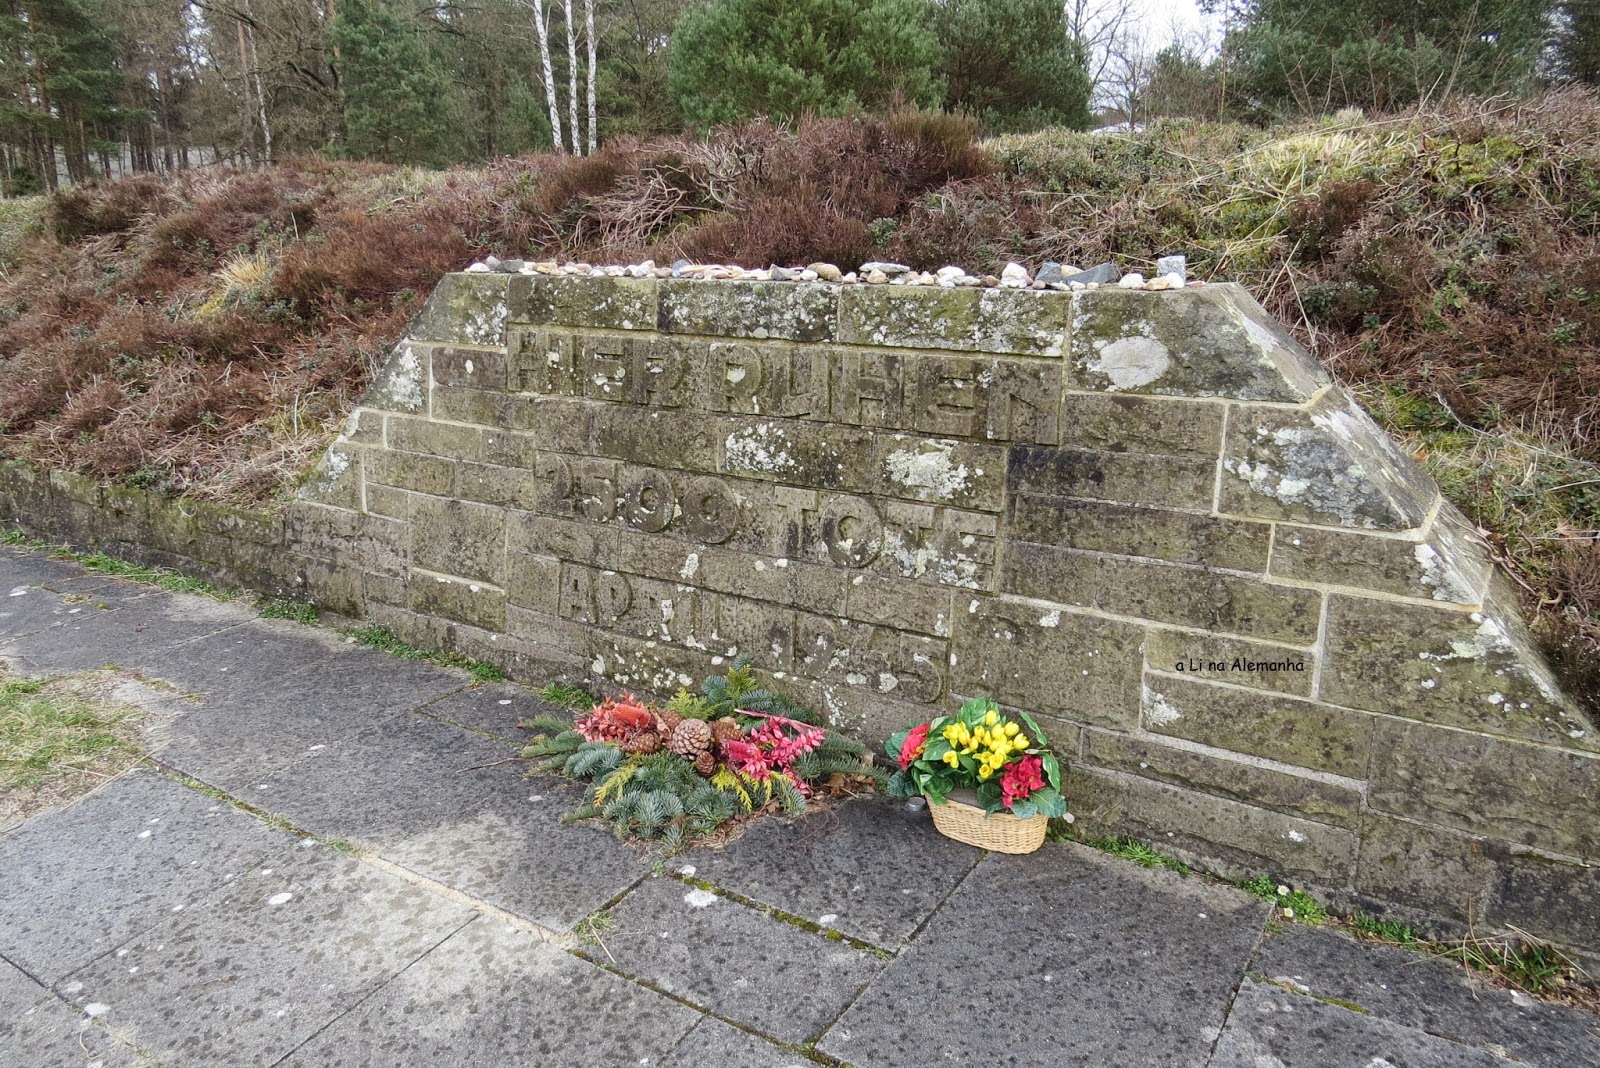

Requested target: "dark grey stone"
[
  {"left": 1063, "top": 261, "right": 1118, "bottom": 285},
  {"left": 1211, "top": 979, "right": 1516, "bottom": 1068},
  {"left": 597, "top": 876, "right": 882, "bottom": 1045},
  {"left": 1035, "top": 261, "right": 1066, "bottom": 284},
  {"left": 684, "top": 797, "right": 980, "bottom": 951},
  {"left": 54, "top": 845, "right": 475, "bottom": 1068},
  {"left": 0, "top": 769, "right": 290, "bottom": 983},
  {"left": 1157, "top": 254, "right": 1188, "bottom": 281},
  {"left": 0, "top": 547, "right": 89, "bottom": 590},
  {"left": 1253, "top": 926, "right": 1600, "bottom": 1067},
  {"left": 422, "top": 681, "right": 573, "bottom": 742},
  {"left": 0, "top": 584, "right": 251, "bottom": 675},
  {"left": 0, "top": 959, "right": 45, "bottom": 1014},
  {"left": 496, "top": 259, "right": 526, "bottom": 273},
  {"left": 819, "top": 842, "right": 1270, "bottom": 1068},
  {"left": 660, "top": 1017, "right": 815, "bottom": 1068},
  {"left": 278, "top": 918, "right": 700, "bottom": 1068}
]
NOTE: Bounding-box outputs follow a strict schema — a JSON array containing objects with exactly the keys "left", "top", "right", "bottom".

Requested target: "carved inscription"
[{"left": 506, "top": 327, "right": 1060, "bottom": 444}]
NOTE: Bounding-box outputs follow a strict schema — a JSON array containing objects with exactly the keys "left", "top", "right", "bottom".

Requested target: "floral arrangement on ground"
[
  {"left": 886, "top": 697, "right": 1066, "bottom": 819},
  {"left": 522, "top": 660, "right": 886, "bottom": 850}
]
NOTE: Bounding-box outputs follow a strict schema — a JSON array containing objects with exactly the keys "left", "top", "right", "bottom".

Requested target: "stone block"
[
  {"left": 845, "top": 572, "right": 952, "bottom": 636},
  {"left": 869, "top": 434, "right": 1005, "bottom": 512},
  {"left": 1066, "top": 765, "right": 1357, "bottom": 884},
  {"left": 1488, "top": 850, "right": 1600, "bottom": 953},
  {"left": 1071, "top": 285, "right": 1319, "bottom": 401},
  {"left": 1142, "top": 675, "right": 1369, "bottom": 777},
  {"left": 452, "top": 462, "right": 543, "bottom": 511},
  {"left": 593, "top": 406, "right": 719, "bottom": 472},
  {"left": 1083, "top": 729, "right": 1364, "bottom": 829},
  {"left": 364, "top": 448, "right": 456, "bottom": 496},
  {"left": 1005, "top": 444, "right": 1218, "bottom": 511},
  {"left": 361, "top": 341, "right": 427, "bottom": 413},
  {"left": 1059, "top": 392, "right": 1226, "bottom": 456},
  {"left": 658, "top": 278, "right": 836, "bottom": 341},
  {"left": 1368, "top": 718, "right": 1599, "bottom": 858},
  {"left": 838, "top": 285, "right": 1070, "bottom": 355},
  {"left": 1010, "top": 495, "right": 1271, "bottom": 572},
  {"left": 285, "top": 503, "right": 409, "bottom": 575},
  {"left": 949, "top": 595, "right": 1144, "bottom": 729},
  {"left": 432, "top": 391, "right": 595, "bottom": 456},
  {"left": 1220, "top": 393, "right": 1437, "bottom": 531},
  {"left": 502, "top": 550, "right": 562, "bottom": 614},
  {"left": 899, "top": 353, "right": 1063, "bottom": 443},
  {"left": 386, "top": 414, "right": 486, "bottom": 462},
  {"left": 1354, "top": 813, "right": 1494, "bottom": 925},
  {"left": 1319, "top": 595, "right": 1594, "bottom": 751},
  {"left": 410, "top": 569, "right": 508, "bottom": 632},
  {"left": 524, "top": 274, "right": 657, "bottom": 330},
  {"left": 362, "top": 484, "right": 411, "bottom": 521},
  {"left": 429, "top": 342, "right": 510, "bottom": 391},
  {"left": 718, "top": 416, "right": 872, "bottom": 488},
  {"left": 298, "top": 443, "right": 363, "bottom": 510},
  {"left": 336, "top": 406, "right": 385, "bottom": 445},
  {"left": 410, "top": 272, "right": 524, "bottom": 346},
  {"left": 507, "top": 511, "right": 620, "bottom": 570},
  {"left": 412, "top": 496, "right": 506, "bottom": 584},
  {"left": 1270, "top": 523, "right": 1489, "bottom": 605},
  {"left": 1000, "top": 542, "right": 1321, "bottom": 643},
  {"left": 1144, "top": 630, "right": 1314, "bottom": 696}
]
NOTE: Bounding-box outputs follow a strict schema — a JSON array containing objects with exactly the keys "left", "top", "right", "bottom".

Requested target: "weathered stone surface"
[
  {"left": 386, "top": 414, "right": 487, "bottom": 462},
  {"left": 1142, "top": 674, "right": 1368, "bottom": 776},
  {"left": 1072, "top": 285, "right": 1321, "bottom": 401},
  {"left": 1271, "top": 522, "right": 1490, "bottom": 605},
  {"left": 409, "top": 570, "right": 507, "bottom": 631},
  {"left": 1011, "top": 495, "right": 1271, "bottom": 571},
  {"left": 1059, "top": 392, "right": 1226, "bottom": 455},
  {"left": 1489, "top": 849, "right": 1600, "bottom": 953},
  {"left": 280, "top": 920, "right": 699, "bottom": 1068},
  {"left": 523, "top": 273, "right": 657, "bottom": 330},
  {"left": 298, "top": 442, "right": 362, "bottom": 510},
  {"left": 1001, "top": 542, "right": 1321, "bottom": 643},
  {"left": 1253, "top": 926, "right": 1600, "bottom": 1067},
  {"left": 1144, "top": 630, "right": 1314, "bottom": 696},
  {"left": 659, "top": 1018, "right": 812, "bottom": 1068},
  {"left": 429, "top": 342, "right": 510, "bottom": 391},
  {"left": 363, "top": 446, "right": 457, "bottom": 496},
  {"left": 0, "top": 770, "right": 289, "bottom": 983},
  {"left": 1211, "top": 979, "right": 1513, "bottom": 1068},
  {"left": 1353, "top": 814, "right": 1493, "bottom": 926},
  {"left": 838, "top": 284, "right": 1070, "bottom": 354},
  {"left": 597, "top": 877, "right": 882, "bottom": 1044},
  {"left": 683, "top": 797, "right": 982, "bottom": 950},
  {"left": 1221, "top": 393, "right": 1438, "bottom": 530},
  {"left": 363, "top": 341, "right": 428, "bottom": 412},
  {"left": 1068, "top": 766, "right": 1357, "bottom": 884},
  {"left": 1006, "top": 444, "right": 1219, "bottom": 511},
  {"left": 869, "top": 434, "right": 1005, "bottom": 512},
  {"left": 55, "top": 846, "right": 476, "bottom": 1067},
  {"left": 1368, "top": 718, "right": 1599, "bottom": 857},
  {"left": 411, "top": 496, "right": 506, "bottom": 585},
  {"left": 1320, "top": 595, "right": 1592, "bottom": 751},
  {"left": 950, "top": 595, "right": 1144, "bottom": 729},
  {"left": 820, "top": 843, "right": 1270, "bottom": 1068},
  {"left": 0, "top": 973, "right": 146, "bottom": 1068},
  {"left": 1083, "top": 729, "right": 1364, "bottom": 829},
  {"left": 659, "top": 278, "right": 836, "bottom": 341},
  {"left": 410, "top": 272, "right": 522, "bottom": 347}
]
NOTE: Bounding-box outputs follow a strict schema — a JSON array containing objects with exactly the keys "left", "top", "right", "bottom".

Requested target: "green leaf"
[
  {"left": 886, "top": 728, "right": 911, "bottom": 763},
  {"left": 1027, "top": 786, "right": 1066, "bottom": 818},
  {"left": 925, "top": 735, "right": 953, "bottom": 761},
  {"left": 1041, "top": 752, "right": 1062, "bottom": 791},
  {"left": 1016, "top": 709, "right": 1048, "bottom": 748},
  {"left": 976, "top": 780, "right": 1003, "bottom": 813},
  {"left": 887, "top": 768, "right": 918, "bottom": 797},
  {"left": 1009, "top": 797, "right": 1039, "bottom": 819}
]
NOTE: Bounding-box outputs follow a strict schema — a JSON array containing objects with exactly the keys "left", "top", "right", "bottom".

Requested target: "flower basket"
[{"left": 928, "top": 788, "right": 1048, "bottom": 854}]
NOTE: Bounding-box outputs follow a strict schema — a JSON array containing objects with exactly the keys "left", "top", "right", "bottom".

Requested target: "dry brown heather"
[{"left": 0, "top": 96, "right": 1596, "bottom": 704}]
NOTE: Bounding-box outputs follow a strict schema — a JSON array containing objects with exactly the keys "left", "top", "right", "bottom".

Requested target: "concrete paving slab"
[
  {"left": 659, "top": 1017, "right": 817, "bottom": 1068},
  {"left": 54, "top": 843, "right": 475, "bottom": 1068},
  {"left": 597, "top": 876, "right": 883, "bottom": 1045},
  {"left": 819, "top": 841, "right": 1271, "bottom": 1068},
  {"left": 0, "top": 958, "right": 46, "bottom": 1014},
  {"left": 375, "top": 780, "right": 647, "bottom": 933},
  {"left": 278, "top": 917, "right": 700, "bottom": 1067},
  {"left": 0, "top": 769, "right": 291, "bottom": 983},
  {"left": 0, "top": 989, "right": 145, "bottom": 1068},
  {"left": 0, "top": 587, "right": 251, "bottom": 675},
  {"left": 422, "top": 681, "right": 565, "bottom": 742},
  {"left": 1211, "top": 978, "right": 1516, "bottom": 1067},
  {"left": 1254, "top": 925, "right": 1600, "bottom": 1066},
  {"left": 0, "top": 547, "right": 92, "bottom": 590},
  {"left": 234, "top": 710, "right": 518, "bottom": 843},
  {"left": 683, "top": 797, "right": 981, "bottom": 950},
  {"left": 140, "top": 626, "right": 468, "bottom": 790}
]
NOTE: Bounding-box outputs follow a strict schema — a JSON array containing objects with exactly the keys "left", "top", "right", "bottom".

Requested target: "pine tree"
[
  {"left": 932, "top": 0, "right": 1093, "bottom": 132},
  {"left": 667, "top": 0, "right": 943, "bottom": 127},
  {"left": 328, "top": 0, "right": 450, "bottom": 164}
]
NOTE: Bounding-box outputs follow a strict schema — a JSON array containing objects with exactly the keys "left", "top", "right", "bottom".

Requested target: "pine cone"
[
  {"left": 655, "top": 710, "right": 684, "bottom": 736},
  {"left": 710, "top": 717, "right": 742, "bottom": 746},
  {"left": 669, "top": 718, "right": 713, "bottom": 758},
  {"left": 624, "top": 731, "right": 661, "bottom": 755},
  {"left": 693, "top": 751, "right": 716, "bottom": 776}
]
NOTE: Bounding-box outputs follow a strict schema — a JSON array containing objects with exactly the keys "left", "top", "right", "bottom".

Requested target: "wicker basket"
[{"left": 927, "top": 789, "right": 1048, "bottom": 854}]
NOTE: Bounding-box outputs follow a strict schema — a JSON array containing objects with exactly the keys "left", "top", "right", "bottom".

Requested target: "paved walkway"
[{"left": 0, "top": 546, "right": 1596, "bottom": 1068}]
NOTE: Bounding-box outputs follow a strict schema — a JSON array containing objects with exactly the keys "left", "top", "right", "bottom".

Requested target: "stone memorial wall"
[{"left": 6, "top": 270, "right": 1596, "bottom": 960}]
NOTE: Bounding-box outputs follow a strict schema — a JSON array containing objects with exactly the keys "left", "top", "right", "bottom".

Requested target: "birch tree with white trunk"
[{"left": 528, "top": 0, "right": 565, "bottom": 151}]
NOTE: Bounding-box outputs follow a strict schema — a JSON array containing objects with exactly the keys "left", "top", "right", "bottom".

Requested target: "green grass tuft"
[
  {"left": 540, "top": 683, "right": 598, "bottom": 710},
  {"left": 345, "top": 624, "right": 507, "bottom": 683},
  {"left": 1083, "top": 834, "right": 1192, "bottom": 874},
  {"left": 259, "top": 598, "right": 319, "bottom": 625},
  {"left": 0, "top": 675, "right": 142, "bottom": 792},
  {"left": 1351, "top": 911, "right": 1419, "bottom": 946}
]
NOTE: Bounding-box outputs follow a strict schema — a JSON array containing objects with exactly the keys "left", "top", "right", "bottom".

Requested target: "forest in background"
[{"left": 6, "top": 0, "right": 1600, "bottom": 189}]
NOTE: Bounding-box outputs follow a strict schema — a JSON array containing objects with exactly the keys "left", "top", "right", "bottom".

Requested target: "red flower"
[
  {"left": 899, "top": 723, "right": 931, "bottom": 770},
  {"left": 1001, "top": 755, "right": 1046, "bottom": 808}
]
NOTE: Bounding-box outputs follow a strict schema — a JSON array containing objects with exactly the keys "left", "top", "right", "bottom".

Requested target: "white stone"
[{"left": 1117, "top": 272, "right": 1146, "bottom": 288}]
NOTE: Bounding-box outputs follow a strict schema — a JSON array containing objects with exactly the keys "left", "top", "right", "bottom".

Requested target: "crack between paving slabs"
[
  {"left": 1201, "top": 903, "right": 1277, "bottom": 1067},
  {"left": 0, "top": 946, "right": 158, "bottom": 1065},
  {"left": 263, "top": 912, "right": 480, "bottom": 1068},
  {"left": 665, "top": 871, "right": 897, "bottom": 959}
]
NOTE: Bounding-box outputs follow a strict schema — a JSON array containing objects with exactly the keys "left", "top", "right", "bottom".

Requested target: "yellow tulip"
[
  {"left": 978, "top": 766, "right": 993, "bottom": 780},
  {"left": 985, "top": 710, "right": 999, "bottom": 726},
  {"left": 1005, "top": 722, "right": 1020, "bottom": 737},
  {"left": 1015, "top": 735, "right": 1029, "bottom": 749}
]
